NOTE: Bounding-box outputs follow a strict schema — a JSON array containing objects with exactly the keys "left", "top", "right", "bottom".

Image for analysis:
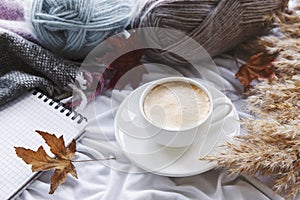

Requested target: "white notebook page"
[{"left": 0, "top": 91, "right": 87, "bottom": 200}]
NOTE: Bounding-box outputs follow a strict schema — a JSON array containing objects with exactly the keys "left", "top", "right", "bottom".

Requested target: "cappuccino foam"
[{"left": 143, "top": 81, "right": 210, "bottom": 131}]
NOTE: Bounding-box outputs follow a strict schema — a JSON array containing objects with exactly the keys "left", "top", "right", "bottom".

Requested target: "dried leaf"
[
  {"left": 67, "top": 32, "right": 146, "bottom": 108},
  {"left": 15, "top": 146, "right": 60, "bottom": 172},
  {"left": 100, "top": 32, "right": 146, "bottom": 89},
  {"left": 36, "top": 130, "right": 75, "bottom": 160},
  {"left": 235, "top": 52, "right": 277, "bottom": 88},
  {"left": 15, "top": 130, "right": 77, "bottom": 194}
]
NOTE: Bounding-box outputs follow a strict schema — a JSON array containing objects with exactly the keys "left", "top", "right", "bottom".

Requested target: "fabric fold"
[{"left": 0, "top": 30, "right": 80, "bottom": 106}]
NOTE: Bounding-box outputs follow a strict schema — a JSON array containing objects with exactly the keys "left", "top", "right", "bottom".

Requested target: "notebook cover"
[{"left": 0, "top": 91, "right": 88, "bottom": 200}]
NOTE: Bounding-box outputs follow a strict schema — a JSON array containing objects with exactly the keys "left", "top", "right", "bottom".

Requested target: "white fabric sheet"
[{"left": 17, "top": 55, "right": 283, "bottom": 200}]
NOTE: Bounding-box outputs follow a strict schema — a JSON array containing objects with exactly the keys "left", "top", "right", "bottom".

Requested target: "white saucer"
[{"left": 114, "top": 81, "right": 240, "bottom": 177}]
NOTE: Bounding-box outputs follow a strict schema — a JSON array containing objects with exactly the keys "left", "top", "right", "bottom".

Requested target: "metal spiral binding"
[{"left": 32, "top": 90, "right": 87, "bottom": 124}]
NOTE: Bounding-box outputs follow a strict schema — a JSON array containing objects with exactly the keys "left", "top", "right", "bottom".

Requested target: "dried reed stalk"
[{"left": 202, "top": 1, "right": 300, "bottom": 199}]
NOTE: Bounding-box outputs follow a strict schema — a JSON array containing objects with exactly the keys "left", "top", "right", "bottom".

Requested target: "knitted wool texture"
[
  {"left": 134, "top": 0, "right": 287, "bottom": 65},
  {"left": 0, "top": 29, "right": 79, "bottom": 106},
  {"left": 25, "top": 0, "right": 138, "bottom": 60}
]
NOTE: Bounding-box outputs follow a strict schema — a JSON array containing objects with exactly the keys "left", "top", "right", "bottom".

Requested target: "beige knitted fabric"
[{"left": 134, "top": 0, "right": 287, "bottom": 65}]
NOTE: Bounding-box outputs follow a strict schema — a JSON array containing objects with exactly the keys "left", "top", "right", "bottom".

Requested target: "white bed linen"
[{"left": 17, "top": 55, "right": 283, "bottom": 200}]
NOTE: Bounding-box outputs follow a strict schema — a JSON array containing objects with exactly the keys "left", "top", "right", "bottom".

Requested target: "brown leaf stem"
[{"left": 71, "top": 157, "right": 116, "bottom": 163}]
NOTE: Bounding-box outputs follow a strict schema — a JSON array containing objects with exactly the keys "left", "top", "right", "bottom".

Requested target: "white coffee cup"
[{"left": 136, "top": 77, "right": 232, "bottom": 148}]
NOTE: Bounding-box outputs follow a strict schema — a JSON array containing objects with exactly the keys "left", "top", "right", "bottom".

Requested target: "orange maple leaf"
[
  {"left": 15, "top": 130, "right": 77, "bottom": 194},
  {"left": 235, "top": 52, "right": 277, "bottom": 88}
]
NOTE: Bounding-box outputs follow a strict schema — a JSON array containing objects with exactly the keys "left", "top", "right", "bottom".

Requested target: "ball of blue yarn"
[{"left": 26, "top": 0, "right": 137, "bottom": 60}]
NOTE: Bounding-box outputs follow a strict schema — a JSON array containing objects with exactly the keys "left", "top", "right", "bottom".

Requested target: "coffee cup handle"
[{"left": 211, "top": 97, "right": 233, "bottom": 124}]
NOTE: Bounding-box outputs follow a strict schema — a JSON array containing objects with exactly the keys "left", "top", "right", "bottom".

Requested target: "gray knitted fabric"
[
  {"left": 0, "top": 29, "right": 80, "bottom": 106},
  {"left": 135, "top": 0, "right": 287, "bottom": 65}
]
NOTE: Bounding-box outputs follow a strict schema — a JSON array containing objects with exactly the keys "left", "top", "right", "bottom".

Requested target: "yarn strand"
[
  {"left": 134, "top": 0, "right": 286, "bottom": 65},
  {"left": 25, "top": 0, "right": 139, "bottom": 60}
]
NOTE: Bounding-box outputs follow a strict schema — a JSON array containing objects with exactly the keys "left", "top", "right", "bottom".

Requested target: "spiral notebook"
[{"left": 0, "top": 91, "right": 88, "bottom": 200}]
